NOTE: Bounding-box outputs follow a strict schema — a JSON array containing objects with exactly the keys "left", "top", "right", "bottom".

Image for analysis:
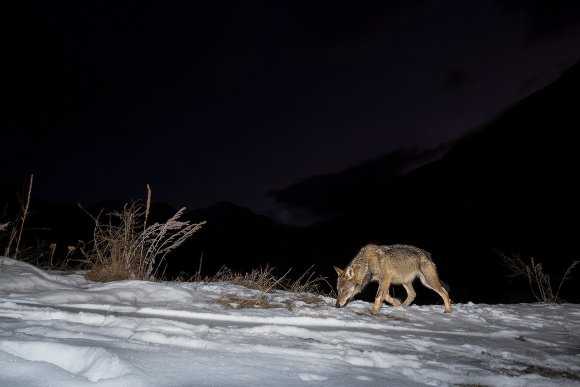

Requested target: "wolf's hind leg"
[
  {"left": 383, "top": 292, "right": 402, "bottom": 308},
  {"left": 402, "top": 283, "right": 416, "bottom": 307},
  {"left": 419, "top": 265, "right": 452, "bottom": 313}
]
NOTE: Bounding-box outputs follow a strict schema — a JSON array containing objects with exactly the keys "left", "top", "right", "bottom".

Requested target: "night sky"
[{"left": 3, "top": 1, "right": 580, "bottom": 214}]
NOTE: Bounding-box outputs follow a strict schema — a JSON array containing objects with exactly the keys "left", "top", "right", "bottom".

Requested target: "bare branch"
[{"left": 499, "top": 251, "right": 577, "bottom": 303}]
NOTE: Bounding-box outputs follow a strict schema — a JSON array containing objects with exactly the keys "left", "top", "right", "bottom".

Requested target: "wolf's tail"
[{"left": 440, "top": 280, "right": 450, "bottom": 294}]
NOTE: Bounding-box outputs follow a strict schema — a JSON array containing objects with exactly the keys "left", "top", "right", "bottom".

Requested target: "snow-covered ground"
[{"left": 0, "top": 257, "right": 578, "bottom": 386}]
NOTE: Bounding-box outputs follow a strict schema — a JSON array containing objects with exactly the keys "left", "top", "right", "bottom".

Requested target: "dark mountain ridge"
[{"left": 280, "top": 61, "right": 580, "bottom": 303}]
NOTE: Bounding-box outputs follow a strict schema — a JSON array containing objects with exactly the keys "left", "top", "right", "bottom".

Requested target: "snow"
[{"left": 1, "top": 257, "right": 579, "bottom": 386}]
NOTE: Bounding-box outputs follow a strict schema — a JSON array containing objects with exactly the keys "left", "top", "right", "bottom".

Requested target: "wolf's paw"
[
  {"left": 391, "top": 299, "right": 402, "bottom": 307},
  {"left": 369, "top": 307, "right": 380, "bottom": 315}
]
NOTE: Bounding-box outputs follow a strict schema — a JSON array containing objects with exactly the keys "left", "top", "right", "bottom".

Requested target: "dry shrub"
[
  {"left": 209, "top": 266, "right": 283, "bottom": 309},
  {"left": 499, "top": 252, "right": 578, "bottom": 303},
  {"left": 284, "top": 265, "right": 336, "bottom": 297},
  {"left": 208, "top": 264, "right": 333, "bottom": 296},
  {"left": 3, "top": 175, "right": 34, "bottom": 259},
  {"left": 85, "top": 257, "right": 129, "bottom": 282},
  {"left": 209, "top": 265, "right": 284, "bottom": 292},
  {"left": 206, "top": 265, "right": 334, "bottom": 310},
  {"left": 25, "top": 241, "right": 86, "bottom": 272},
  {"left": 82, "top": 186, "right": 205, "bottom": 282},
  {"left": 1, "top": 175, "right": 84, "bottom": 269},
  {"left": 172, "top": 271, "right": 196, "bottom": 283}
]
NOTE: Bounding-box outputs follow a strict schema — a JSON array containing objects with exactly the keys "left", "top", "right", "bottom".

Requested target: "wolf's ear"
[
  {"left": 345, "top": 266, "right": 354, "bottom": 279},
  {"left": 334, "top": 266, "right": 344, "bottom": 277}
]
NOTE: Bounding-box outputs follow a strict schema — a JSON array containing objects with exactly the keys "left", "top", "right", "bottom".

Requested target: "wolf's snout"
[{"left": 335, "top": 302, "right": 341, "bottom": 308}]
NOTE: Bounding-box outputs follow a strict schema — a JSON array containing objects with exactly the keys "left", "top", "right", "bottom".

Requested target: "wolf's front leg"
[{"left": 370, "top": 278, "right": 393, "bottom": 314}]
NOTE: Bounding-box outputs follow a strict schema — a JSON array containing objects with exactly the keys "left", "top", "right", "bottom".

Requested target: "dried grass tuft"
[
  {"left": 81, "top": 187, "right": 205, "bottom": 282},
  {"left": 206, "top": 264, "right": 334, "bottom": 310}
]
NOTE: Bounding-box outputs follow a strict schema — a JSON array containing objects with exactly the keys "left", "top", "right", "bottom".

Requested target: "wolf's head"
[{"left": 334, "top": 266, "right": 362, "bottom": 308}]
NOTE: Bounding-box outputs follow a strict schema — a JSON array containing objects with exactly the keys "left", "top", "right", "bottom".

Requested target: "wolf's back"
[{"left": 379, "top": 244, "right": 431, "bottom": 262}]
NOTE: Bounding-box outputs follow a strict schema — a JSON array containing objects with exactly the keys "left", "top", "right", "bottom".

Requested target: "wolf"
[{"left": 334, "top": 244, "right": 452, "bottom": 314}]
